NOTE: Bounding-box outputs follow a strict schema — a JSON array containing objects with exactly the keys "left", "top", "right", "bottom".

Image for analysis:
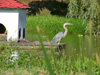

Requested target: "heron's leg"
[
  {"left": 57, "top": 40, "right": 61, "bottom": 53},
  {"left": 58, "top": 40, "right": 64, "bottom": 50},
  {"left": 57, "top": 45, "right": 60, "bottom": 51},
  {"left": 61, "top": 44, "right": 64, "bottom": 49},
  {"left": 57, "top": 40, "right": 60, "bottom": 46}
]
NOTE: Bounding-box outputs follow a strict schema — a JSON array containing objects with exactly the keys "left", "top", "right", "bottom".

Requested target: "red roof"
[{"left": 0, "top": 0, "right": 31, "bottom": 9}]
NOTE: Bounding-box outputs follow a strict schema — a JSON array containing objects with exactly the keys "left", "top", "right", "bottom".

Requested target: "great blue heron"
[{"left": 51, "top": 23, "right": 73, "bottom": 45}]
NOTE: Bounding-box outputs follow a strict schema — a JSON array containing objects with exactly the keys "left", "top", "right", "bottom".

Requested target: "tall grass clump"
[
  {"left": 26, "top": 15, "right": 88, "bottom": 34},
  {"left": 36, "top": 7, "right": 51, "bottom": 16}
]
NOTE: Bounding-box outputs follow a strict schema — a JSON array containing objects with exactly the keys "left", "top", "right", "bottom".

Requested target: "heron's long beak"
[{"left": 69, "top": 24, "right": 73, "bottom": 25}]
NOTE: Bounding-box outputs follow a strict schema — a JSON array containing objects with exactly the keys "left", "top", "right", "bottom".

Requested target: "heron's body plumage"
[{"left": 51, "top": 32, "right": 64, "bottom": 45}]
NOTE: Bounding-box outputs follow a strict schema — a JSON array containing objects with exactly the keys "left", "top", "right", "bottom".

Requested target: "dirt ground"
[
  {"left": 3, "top": 69, "right": 47, "bottom": 75},
  {"left": 0, "top": 34, "right": 7, "bottom": 41}
]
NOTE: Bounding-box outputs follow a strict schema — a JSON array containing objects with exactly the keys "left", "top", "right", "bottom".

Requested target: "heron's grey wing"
[{"left": 51, "top": 32, "right": 64, "bottom": 45}]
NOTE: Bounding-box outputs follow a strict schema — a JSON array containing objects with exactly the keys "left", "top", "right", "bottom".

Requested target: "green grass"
[{"left": 26, "top": 15, "right": 88, "bottom": 34}]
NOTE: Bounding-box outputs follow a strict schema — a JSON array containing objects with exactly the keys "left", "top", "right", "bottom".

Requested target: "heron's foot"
[{"left": 61, "top": 45, "right": 64, "bottom": 49}]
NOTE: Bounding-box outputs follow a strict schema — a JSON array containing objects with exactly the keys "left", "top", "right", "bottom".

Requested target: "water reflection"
[
  {"left": 26, "top": 33, "right": 48, "bottom": 41},
  {"left": 64, "top": 34, "right": 100, "bottom": 57},
  {"left": 26, "top": 32, "right": 100, "bottom": 56}
]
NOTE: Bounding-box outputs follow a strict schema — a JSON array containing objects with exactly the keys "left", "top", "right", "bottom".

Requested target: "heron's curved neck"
[{"left": 63, "top": 25, "right": 67, "bottom": 37}]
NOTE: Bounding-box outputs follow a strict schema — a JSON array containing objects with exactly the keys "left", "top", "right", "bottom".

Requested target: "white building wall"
[
  {"left": 18, "top": 9, "right": 26, "bottom": 39},
  {"left": 0, "top": 9, "right": 19, "bottom": 41}
]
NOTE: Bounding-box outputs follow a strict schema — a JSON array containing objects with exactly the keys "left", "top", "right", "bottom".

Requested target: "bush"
[{"left": 36, "top": 8, "right": 51, "bottom": 16}]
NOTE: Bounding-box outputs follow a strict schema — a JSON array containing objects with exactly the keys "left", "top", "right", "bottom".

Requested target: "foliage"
[
  {"left": 26, "top": 15, "right": 88, "bottom": 34},
  {"left": 0, "top": 39, "right": 100, "bottom": 75},
  {"left": 36, "top": 7, "right": 51, "bottom": 16},
  {"left": 67, "top": 0, "right": 100, "bottom": 33},
  {"left": 28, "top": 1, "right": 68, "bottom": 16},
  {"left": 0, "top": 45, "right": 100, "bottom": 74}
]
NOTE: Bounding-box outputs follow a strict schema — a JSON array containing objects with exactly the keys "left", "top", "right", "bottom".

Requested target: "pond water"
[{"left": 26, "top": 32, "right": 100, "bottom": 57}]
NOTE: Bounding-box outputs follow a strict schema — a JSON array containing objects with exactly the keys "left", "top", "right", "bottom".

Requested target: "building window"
[
  {"left": 23, "top": 28, "right": 25, "bottom": 39},
  {"left": 19, "top": 28, "right": 21, "bottom": 39}
]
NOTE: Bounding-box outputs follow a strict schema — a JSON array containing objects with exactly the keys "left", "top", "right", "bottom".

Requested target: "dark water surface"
[{"left": 26, "top": 32, "right": 100, "bottom": 57}]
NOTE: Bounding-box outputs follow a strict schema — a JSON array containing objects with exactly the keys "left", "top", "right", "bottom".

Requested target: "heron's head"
[{"left": 63, "top": 23, "right": 73, "bottom": 28}]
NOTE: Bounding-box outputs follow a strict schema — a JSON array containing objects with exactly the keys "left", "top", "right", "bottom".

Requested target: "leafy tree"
[{"left": 67, "top": 0, "right": 100, "bottom": 34}]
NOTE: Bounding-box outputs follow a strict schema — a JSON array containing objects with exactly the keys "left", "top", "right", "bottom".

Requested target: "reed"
[{"left": 36, "top": 26, "right": 54, "bottom": 75}]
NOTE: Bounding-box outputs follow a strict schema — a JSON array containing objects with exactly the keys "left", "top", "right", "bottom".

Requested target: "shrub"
[{"left": 36, "top": 8, "right": 51, "bottom": 16}]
